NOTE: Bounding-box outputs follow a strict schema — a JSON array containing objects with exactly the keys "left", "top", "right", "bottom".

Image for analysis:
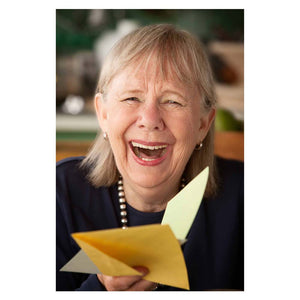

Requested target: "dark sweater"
[{"left": 56, "top": 156, "right": 244, "bottom": 291}]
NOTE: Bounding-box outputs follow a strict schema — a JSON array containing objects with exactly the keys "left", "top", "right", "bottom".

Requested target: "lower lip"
[{"left": 129, "top": 144, "right": 171, "bottom": 166}]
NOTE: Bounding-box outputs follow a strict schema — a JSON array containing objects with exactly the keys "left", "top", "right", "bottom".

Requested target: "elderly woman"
[{"left": 56, "top": 24, "right": 244, "bottom": 291}]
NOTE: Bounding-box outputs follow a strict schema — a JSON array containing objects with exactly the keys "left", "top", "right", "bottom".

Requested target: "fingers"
[
  {"left": 97, "top": 266, "right": 157, "bottom": 291},
  {"left": 98, "top": 273, "right": 143, "bottom": 291},
  {"left": 127, "top": 279, "right": 158, "bottom": 291},
  {"left": 97, "top": 272, "right": 142, "bottom": 291},
  {"left": 126, "top": 266, "right": 157, "bottom": 291}
]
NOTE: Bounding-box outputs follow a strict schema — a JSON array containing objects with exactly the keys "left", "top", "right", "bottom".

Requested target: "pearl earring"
[
  {"left": 103, "top": 132, "right": 108, "bottom": 140},
  {"left": 195, "top": 142, "right": 203, "bottom": 150}
]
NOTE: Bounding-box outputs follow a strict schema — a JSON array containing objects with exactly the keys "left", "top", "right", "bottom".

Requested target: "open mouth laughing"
[{"left": 130, "top": 140, "right": 169, "bottom": 164}]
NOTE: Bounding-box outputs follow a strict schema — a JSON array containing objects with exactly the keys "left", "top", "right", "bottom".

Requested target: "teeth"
[
  {"left": 141, "top": 157, "right": 156, "bottom": 161},
  {"left": 131, "top": 141, "right": 167, "bottom": 150}
]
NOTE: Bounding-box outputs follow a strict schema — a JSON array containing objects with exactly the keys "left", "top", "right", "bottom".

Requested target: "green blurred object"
[
  {"left": 56, "top": 131, "right": 97, "bottom": 141},
  {"left": 215, "top": 109, "right": 243, "bottom": 131}
]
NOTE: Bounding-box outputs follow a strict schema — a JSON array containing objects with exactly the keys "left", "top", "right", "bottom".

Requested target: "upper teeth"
[{"left": 131, "top": 141, "right": 167, "bottom": 150}]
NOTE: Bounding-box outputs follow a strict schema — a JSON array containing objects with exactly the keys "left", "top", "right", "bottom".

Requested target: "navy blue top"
[{"left": 56, "top": 156, "right": 244, "bottom": 291}]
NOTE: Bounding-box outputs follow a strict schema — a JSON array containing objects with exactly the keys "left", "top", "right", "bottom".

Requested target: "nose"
[{"left": 137, "top": 102, "right": 164, "bottom": 131}]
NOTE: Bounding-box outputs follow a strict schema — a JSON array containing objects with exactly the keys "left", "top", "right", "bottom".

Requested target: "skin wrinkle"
[
  {"left": 115, "top": 59, "right": 193, "bottom": 110},
  {"left": 96, "top": 59, "right": 213, "bottom": 213}
]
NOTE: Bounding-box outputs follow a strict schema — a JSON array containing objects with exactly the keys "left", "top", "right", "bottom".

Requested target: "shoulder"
[
  {"left": 215, "top": 156, "right": 244, "bottom": 191},
  {"left": 56, "top": 156, "right": 85, "bottom": 170},
  {"left": 201, "top": 157, "right": 244, "bottom": 238},
  {"left": 215, "top": 156, "right": 244, "bottom": 177},
  {"left": 56, "top": 156, "right": 115, "bottom": 203},
  {"left": 56, "top": 156, "right": 119, "bottom": 232},
  {"left": 207, "top": 156, "right": 244, "bottom": 209},
  {"left": 56, "top": 156, "right": 86, "bottom": 179},
  {"left": 56, "top": 156, "right": 90, "bottom": 194}
]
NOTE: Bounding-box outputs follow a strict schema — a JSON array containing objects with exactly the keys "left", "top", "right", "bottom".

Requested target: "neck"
[{"left": 122, "top": 178, "right": 181, "bottom": 213}]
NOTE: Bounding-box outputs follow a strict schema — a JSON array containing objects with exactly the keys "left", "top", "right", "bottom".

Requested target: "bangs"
[
  {"left": 134, "top": 41, "right": 198, "bottom": 89},
  {"left": 98, "top": 24, "right": 215, "bottom": 109}
]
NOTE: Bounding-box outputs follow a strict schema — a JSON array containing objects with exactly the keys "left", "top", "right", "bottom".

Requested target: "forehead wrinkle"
[
  {"left": 115, "top": 57, "right": 197, "bottom": 101},
  {"left": 121, "top": 63, "right": 162, "bottom": 97},
  {"left": 128, "top": 68, "right": 192, "bottom": 101}
]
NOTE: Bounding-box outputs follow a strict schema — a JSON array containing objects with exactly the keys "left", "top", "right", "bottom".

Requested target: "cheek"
[
  {"left": 106, "top": 107, "right": 136, "bottom": 160},
  {"left": 171, "top": 111, "right": 200, "bottom": 142},
  {"left": 106, "top": 106, "right": 132, "bottom": 136}
]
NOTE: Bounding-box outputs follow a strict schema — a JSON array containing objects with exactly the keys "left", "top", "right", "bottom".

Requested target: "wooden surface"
[
  {"left": 56, "top": 140, "right": 92, "bottom": 162},
  {"left": 56, "top": 131, "right": 244, "bottom": 162},
  {"left": 214, "top": 131, "right": 244, "bottom": 161}
]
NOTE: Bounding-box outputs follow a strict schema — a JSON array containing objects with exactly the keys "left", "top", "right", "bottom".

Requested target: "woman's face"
[{"left": 96, "top": 62, "right": 215, "bottom": 191}]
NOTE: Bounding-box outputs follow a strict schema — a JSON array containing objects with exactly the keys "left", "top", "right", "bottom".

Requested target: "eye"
[
  {"left": 164, "top": 100, "right": 183, "bottom": 106},
  {"left": 122, "top": 97, "right": 140, "bottom": 103}
]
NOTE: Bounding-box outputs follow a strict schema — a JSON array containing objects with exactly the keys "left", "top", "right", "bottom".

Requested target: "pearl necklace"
[
  {"left": 117, "top": 176, "right": 186, "bottom": 229},
  {"left": 117, "top": 177, "right": 128, "bottom": 229}
]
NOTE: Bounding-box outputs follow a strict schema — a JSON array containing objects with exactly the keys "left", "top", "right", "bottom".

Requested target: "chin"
[{"left": 129, "top": 172, "right": 168, "bottom": 189}]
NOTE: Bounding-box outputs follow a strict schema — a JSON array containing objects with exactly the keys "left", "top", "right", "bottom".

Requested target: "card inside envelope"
[{"left": 62, "top": 224, "right": 189, "bottom": 290}]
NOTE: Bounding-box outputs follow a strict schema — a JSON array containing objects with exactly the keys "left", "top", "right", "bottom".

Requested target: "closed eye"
[
  {"left": 123, "top": 97, "right": 140, "bottom": 102},
  {"left": 165, "top": 100, "right": 183, "bottom": 106}
]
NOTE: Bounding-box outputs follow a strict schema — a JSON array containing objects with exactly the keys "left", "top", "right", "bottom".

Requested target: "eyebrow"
[
  {"left": 122, "top": 89, "right": 144, "bottom": 94},
  {"left": 162, "top": 89, "right": 186, "bottom": 99},
  {"left": 119, "top": 88, "right": 188, "bottom": 102}
]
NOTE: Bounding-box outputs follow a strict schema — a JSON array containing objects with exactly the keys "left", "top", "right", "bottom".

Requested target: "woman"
[{"left": 56, "top": 24, "right": 244, "bottom": 291}]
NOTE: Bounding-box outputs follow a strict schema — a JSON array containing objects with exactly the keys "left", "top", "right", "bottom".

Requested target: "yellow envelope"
[{"left": 71, "top": 224, "right": 189, "bottom": 290}]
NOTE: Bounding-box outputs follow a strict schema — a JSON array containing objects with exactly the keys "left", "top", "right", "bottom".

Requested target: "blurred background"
[{"left": 56, "top": 9, "right": 244, "bottom": 162}]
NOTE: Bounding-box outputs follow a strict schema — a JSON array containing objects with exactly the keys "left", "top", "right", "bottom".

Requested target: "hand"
[{"left": 97, "top": 266, "right": 158, "bottom": 291}]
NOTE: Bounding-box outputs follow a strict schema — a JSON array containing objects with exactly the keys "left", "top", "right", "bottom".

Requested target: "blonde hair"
[{"left": 81, "top": 24, "right": 218, "bottom": 197}]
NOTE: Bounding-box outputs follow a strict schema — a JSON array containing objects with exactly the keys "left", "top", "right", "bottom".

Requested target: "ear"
[
  {"left": 197, "top": 108, "right": 216, "bottom": 142},
  {"left": 94, "top": 93, "right": 109, "bottom": 132}
]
